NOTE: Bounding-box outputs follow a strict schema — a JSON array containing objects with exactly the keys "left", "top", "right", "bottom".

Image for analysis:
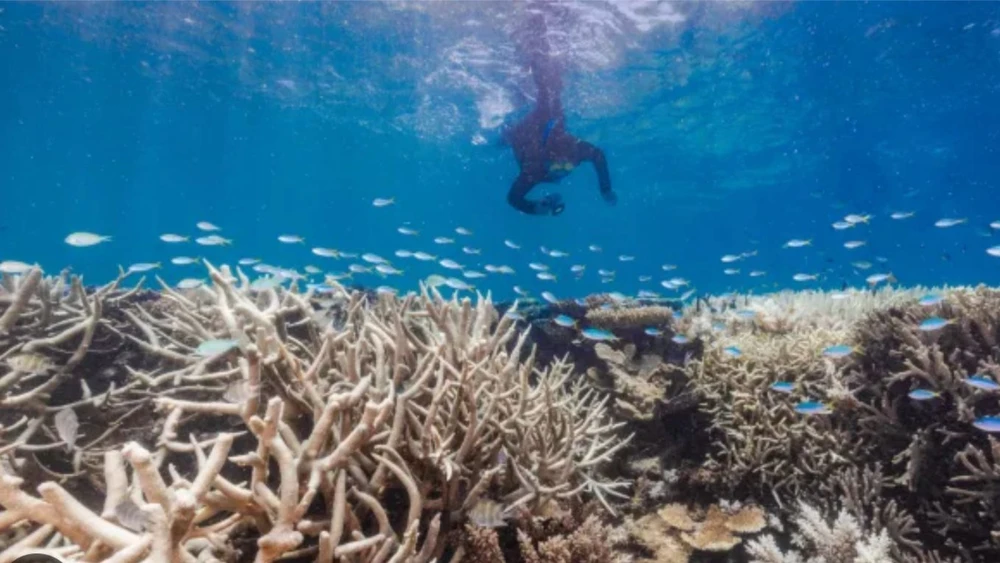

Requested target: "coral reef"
[
  {"left": 0, "top": 264, "right": 629, "bottom": 561},
  {"left": 4, "top": 265, "right": 999, "bottom": 562}
]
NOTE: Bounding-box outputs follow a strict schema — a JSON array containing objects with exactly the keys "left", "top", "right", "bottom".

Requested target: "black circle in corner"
[{"left": 13, "top": 554, "right": 63, "bottom": 563}]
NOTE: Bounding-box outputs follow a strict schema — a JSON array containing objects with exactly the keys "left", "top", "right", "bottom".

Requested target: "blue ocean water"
[{"left": 1, "top": 2, "right": 998, "bottom": 300}]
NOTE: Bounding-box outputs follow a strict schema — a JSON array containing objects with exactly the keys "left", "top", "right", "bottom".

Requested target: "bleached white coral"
[{"left": 747, "top": 502, "right": 895, "bottom": 563}]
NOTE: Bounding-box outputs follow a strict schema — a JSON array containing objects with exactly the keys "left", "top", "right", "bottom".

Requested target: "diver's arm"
[
  {"left": 576, "top": 141, "right": 615, "bottom": 202},
  {"left": 507, "top": 174, "right": 564, "bottom": 215}
]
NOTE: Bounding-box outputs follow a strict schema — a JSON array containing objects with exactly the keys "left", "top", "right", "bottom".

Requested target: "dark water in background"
[{"left": 1, "top": 1, "right": 998, "bottom": 299}]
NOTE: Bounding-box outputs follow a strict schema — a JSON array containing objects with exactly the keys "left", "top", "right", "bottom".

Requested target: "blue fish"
[
  {"left": 581, "top": 327, "right": 617, "bottom": 341},
  {"left": 770, "top": 381, "right": 794, "bottom": 394},
  {"left": 672, "top": 334, "right": 689, "bottom": 344},
  {"left": 973, "top": 416, "right": 1000, "bottom": 433},
  {"left": 504, "top": 311, "right": 525, "bottom": 321},
  {"left": 574, "top": 298, "right": 588, "bottom": 306},
  {"left": 645, "top": 327, "right": 663, "bottom": 337},
  {"left": 965, "top": 375, "right": 1000, "bottom": 391},
  {"left": 822, "top": 345, "right": 854, "bottom": 359},
  {"left": 794, "top": 401, "right": 832, "bottom": 415},
  {"left": 918, "top": 317, "right": 951, "bottom": 332},
  {"left": 907, "top": 389, "right": 939, "bottom": 401},
  {"left": 723, "top": 346, "right": 742, "bottom": 358},
  {"left": 918, "top": 294, "right": 943, "bottom": 307},
  {"left": 552, "top": 314, "right": 576, "bottom": 328}
]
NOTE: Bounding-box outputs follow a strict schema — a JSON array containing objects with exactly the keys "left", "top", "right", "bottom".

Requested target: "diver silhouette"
[{"left": 502, "top": 13, "right": 615, "bottom": 216}]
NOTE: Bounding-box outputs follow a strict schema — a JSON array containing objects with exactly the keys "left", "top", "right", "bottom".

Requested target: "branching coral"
[
  {"left": 845, "top": 286, "right": 1000, "bottom": 557},
  {"left": 746, "top": 501, "right": 895, "bottom": 563},
  {"left": 585, "top": 307, "right": 678, "bottom": 331},
  {"left": 0, "top": 263, "right": 629, "bottom": 561},
  {"left": 682, "top": 325, "right": 863, "bottom": 502}
]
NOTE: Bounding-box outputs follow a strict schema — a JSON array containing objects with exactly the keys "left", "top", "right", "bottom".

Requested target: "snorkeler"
[{"left": 502, "top": 13, "right": 616, "bottom": 216}]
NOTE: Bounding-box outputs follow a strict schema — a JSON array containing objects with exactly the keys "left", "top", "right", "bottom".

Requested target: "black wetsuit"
[{"left": 503, "top": 15, "right": 615, "bottom": 216}]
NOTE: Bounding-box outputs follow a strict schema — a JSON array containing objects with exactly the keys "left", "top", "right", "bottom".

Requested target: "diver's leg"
[{"left": 522, "top": 12, "right": 563, "bottom": 116}]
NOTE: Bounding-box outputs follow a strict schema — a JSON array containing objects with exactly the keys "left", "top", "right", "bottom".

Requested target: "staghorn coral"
[
  {"left": 0, "top": 262, "right": 630, "bottom": 561},
  {"left": 453, "top": 511, "right": 631, "bottom": 563},
  {"left": 585, "top": 306, "right": 679, "bottom": 331},
  {"left": 590, "top": 342, "right": 687, "bottom": 422},
  {"left": 845, "top": 286, "right": 1000, "bottom": 557},
  {"left": 682, "top": 324, "right": 864, "bottom": 501}
]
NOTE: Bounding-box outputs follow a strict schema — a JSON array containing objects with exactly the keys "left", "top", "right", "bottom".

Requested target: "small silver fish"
[
  {"left": 195, "top": 235, "right": 231, "bottom": 246},
  {"left": 618, "top": 255, "right": 635, "bottom": 262},
  {"left": 177, "top": 278, "right": 204, "bottom": 290},
  {"left": 891, "top": 211, "right": 914, "bottom": 220},
  {"left": 278, "top": 235, "right": 304, "bottom": 244},
  {"left": 223, "top": 380, "right": 251, "bottom": 404},
  {"left": 934, "top": 218, "right": 966, "bottom": 228},
  {"left": 468, "top": 500, "right": 507, "bottom": 528},
  {"left": 362, "top": 253, "right": 387, "bottom": 264},
  {"left": 65, "top": 232, "right": 112, "bottom": 247},
  {"left": 548, "top": 250, "right": 569, "bottom": 258},
  {"left": 196, "top": 221, "right": 221, "bottom": 231},
  {"left": 832, "top": 221, "right": 854, "bottom": 230},
  {"left": 588, "top": 245, "right": 602, "bottom": 252},
  {"left": 238, "top": 258, "right": 260, "bottom": 266},
  {"left": 463, "top": 271, "right": 486, "bottom": 279},
  {"left": 504, "top": 240, "right": 520, "bottom": 249},
  {"left": 843, "top": 240, "right": 866, "bottom": 249},
  {"left": 413, "top": 252, "right": 436, "bottom": 261},
  {"left": 537, "top": 272, "right": 557, "bottom": 281},
  {"left": 126, "top": 262, "right": 161, "bottom": 274},
  {"left": 54, "top": 408, "right": 79, "bottom": 450},
  {"left": 793, "top": 273, "right": 818, "bottom": 282},
  {"left": 444, "top": 278, "right": 473, "bottom": 291},
  {"left": 462, "top": 247, "right": 481, "bottom": 255},
  {"left": 373, "top": 197, "right": 395, "bottom": 207},
  {"left": 397, "top": 227, "right": 419, "bottom": 236},
  {"left": 439, "top": 259, "right": 462, "bottom": 270},
  {"left": 312, "top": 247, "right": 339, "bottom": 258},
  {"left": 304, "top": 266, "right": 323, "bottom": 275},
  {"left": 375, "top": 264, "right": 403, "bottom": 276},
  {"left": 783, "top": 239, "right": 812, "bottom": 248},
  {"left": 114, "top": 499, "right": 149, "bottom": 532},
  {"left": 395, "top": 250, "right": 413, "bottom": 258},
  {"left": 6, "top": 353, "right": 54, "bottom": 373},
  {"left": 455, "top": 227, "right": 472, "bottom": 236},
  {"left": 159, "top": 234, "right": 189, "bottom": 243},
  {"left": 529, "top": 263, "right": 549, "bottom": 271},
  {"left": 570, "top": 265, "right": 586, "bottom": 273},
  {"left": 844, "top": 214, "right": 871, "bottom": 224}
]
